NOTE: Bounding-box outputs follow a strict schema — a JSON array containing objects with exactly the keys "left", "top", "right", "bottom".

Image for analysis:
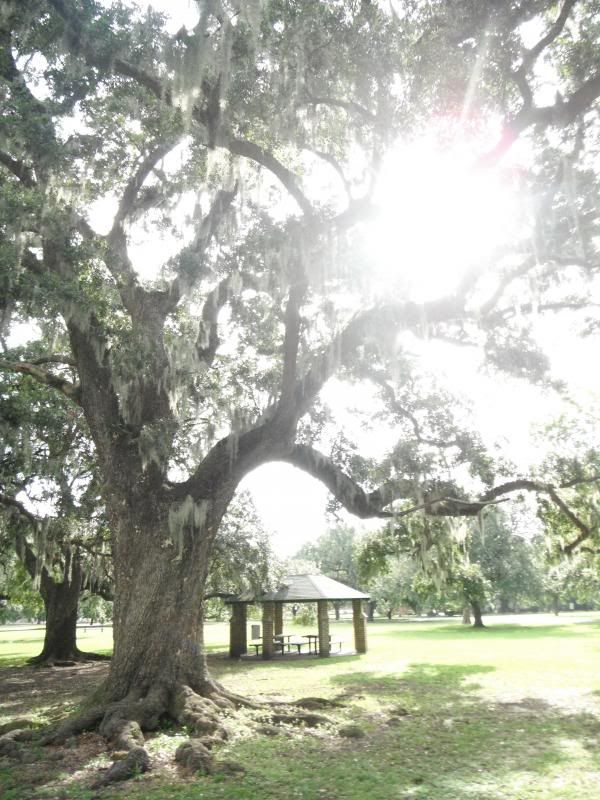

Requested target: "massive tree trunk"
[
  {"left": 46, "top": 485, "right": 249, "bottom": 784},
  {"left": 103, "top": 501, "right": 217, "bottom": 702}
]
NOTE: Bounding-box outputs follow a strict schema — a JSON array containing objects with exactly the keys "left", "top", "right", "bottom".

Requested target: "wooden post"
[
  {"left": 262, "top": 601, "right": 275, "bottom": 660},
  {"left": 274, "top": 602, "right": 283, "bottom": 636},
  {"left": 229, "top": 602, "right": 247, "bottom": 658},
  {"left": 352, "top": 599, "right": 367, "bottom": 654},
  {"left": 317, "top": 600, "right": 330, "bottom": 657}
]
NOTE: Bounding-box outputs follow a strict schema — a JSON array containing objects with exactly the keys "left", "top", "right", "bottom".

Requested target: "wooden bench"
[{"left": 249, "top": 639, "right": 290, "bottom": 655}]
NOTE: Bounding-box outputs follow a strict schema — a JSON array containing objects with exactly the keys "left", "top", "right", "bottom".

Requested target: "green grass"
[
  {"left": 2, "top": 613, "right": 600, "bottom": 799},
  {"left": 0, "top": 624, "right": 113, "bottom": 666}
]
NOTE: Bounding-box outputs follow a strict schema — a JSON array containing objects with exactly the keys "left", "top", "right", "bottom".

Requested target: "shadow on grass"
[
  {"left": 316, "top": 662, "right": 600, "bottom": 799},
  {"left": 3, "top": 660, "right": 600, "bottom": 800},
  {"left": 333, "top": 661, "right": 495, "bottom": 703}
]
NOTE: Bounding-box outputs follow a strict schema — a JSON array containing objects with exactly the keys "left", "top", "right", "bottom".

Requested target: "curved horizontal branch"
[
  {"left": 482, "top": 478, "right": 597, "bottom": 553},
  {"left": 30, "top": 354, "right": 77, "bottom": 367},
  {"left": 300, "top": 92, "right": 376, "bottom": 122},
  {"left": 0, "top": 359, "right": 82, "bottom": 404},
  {"left": 227, "top": 139, "right": 313, "bottom": 216},
  {"left": 282, "top": 444, "right": 399, "bottom": 519}
]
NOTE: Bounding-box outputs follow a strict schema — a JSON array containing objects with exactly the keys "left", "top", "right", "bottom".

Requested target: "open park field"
[{"left": 2, "top": 613, "right": 600, "bottom": 800}]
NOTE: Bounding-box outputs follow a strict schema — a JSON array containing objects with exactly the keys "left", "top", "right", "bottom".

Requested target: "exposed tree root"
[
  {"left": 34, "top": 679, "right": 252, "bottom": 786},
  {"left": 31, "top": 681, "right": 338, "bottom": 786},
  {"left": 0, "top": 727, "right": 36, "bottom": 759},
  {"left": 293, "top": 697, "right": 345, "bottom": 710},
  {"left": 271, "top": 711, "right": 331, "bottom": 727},
  {"left": 28, "top": 650, "right": 111, "bottom": 668}
]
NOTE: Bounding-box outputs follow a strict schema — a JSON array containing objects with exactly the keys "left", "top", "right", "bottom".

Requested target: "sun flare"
[{"left": 368, "top": 140, "right": 522, "bottom": 302}]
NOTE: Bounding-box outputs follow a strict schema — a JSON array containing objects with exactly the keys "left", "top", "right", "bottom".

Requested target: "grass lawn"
[{"left": 2, "top": 613, "right": 600, "bottom": 799}]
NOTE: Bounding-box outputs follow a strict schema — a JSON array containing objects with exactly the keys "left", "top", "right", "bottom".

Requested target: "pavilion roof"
[{"left": 226, "top": 574, "right": 370, "bottom": 603}]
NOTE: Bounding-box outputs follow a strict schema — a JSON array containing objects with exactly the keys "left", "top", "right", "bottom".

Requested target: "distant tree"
[
  {"left": 367, "top": 557, "right": 421, "bottom": 618},
  {"left": 295, "top": 524, "right": 361, "bottom": 617},
  {"left": 79, "top": 591, "right": 113, "bottom": 626},
  {"left": 359, "top": 509, "right": 545, "bottom": 626},
  {"left": 0, "top": 558, "right": 45, "bottom": 623},
  {"left": 469, "top": 512, "right": 544, "bottom": 613},
  {"left": 296, "top": 525, "right": 360, "bottom": 585}
]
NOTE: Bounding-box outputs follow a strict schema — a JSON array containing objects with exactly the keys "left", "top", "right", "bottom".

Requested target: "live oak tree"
[
  {"left": 0, "top": 362, "right": 112, "bottom": 664},
  {"left": 1, "top": 0, "right": 600, "bottom": 777}
]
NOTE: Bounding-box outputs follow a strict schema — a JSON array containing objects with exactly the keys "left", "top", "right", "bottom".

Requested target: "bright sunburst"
[{"left": 368, "top": 138, "right": 522, "bottom": 302}]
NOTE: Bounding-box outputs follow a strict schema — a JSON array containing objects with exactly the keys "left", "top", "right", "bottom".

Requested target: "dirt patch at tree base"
[{"left": 0, "top": 661, "right": 110, "bottom": 723}]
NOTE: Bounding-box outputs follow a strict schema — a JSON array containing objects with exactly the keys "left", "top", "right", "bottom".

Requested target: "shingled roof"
[{"left": 226, "top": 574, "right": 369, "bottom": 603}]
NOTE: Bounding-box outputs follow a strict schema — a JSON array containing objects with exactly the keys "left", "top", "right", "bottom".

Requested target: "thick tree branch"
[
  {"left": 227, "top": 139, "right": 313, "bottom": 216},
  {"left": 0, "top": 491, "right": 39, "bottom": 528},
  {"left": 521, "top": 0, "right": 578, "bottom": 73},
  {"left": 113, "top": 141, "right": 180, "bottom": 229},
  {"left": 292, "top": 295, "right": 466, "bottom": 422},
  {"left": 513, "top": 0, "right": 579, "bottom": 109},
  {"left": 281, "top": 444, "right": 397, "bottom": 518},
  {"left": 46, "top": 0, "right": 313, "bottom": 217},
  {"left": 0, "top": 150, "right": 36, "bottom": 187},
  {"left": 31, "top": 354, "right": 77, "bottom": 367},
  {"left": 0, "top": 359, "right": 82, "bottom": 403},
  {"left": 300, "top": 91, "right": 376, "bottom": 122},
  {"left": 481, "top": 478, "right": 596, "bottom": 553},
  {"left": 481, "top": 71, "right": 600, "bottom": 166},
  {"left": 277, "top": 267, "right": 308, "bottom": 417}
]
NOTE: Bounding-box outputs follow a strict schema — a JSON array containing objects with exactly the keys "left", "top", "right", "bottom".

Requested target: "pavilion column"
[
  {"left": 229, "top": 602, "right": 247, "bottom": 658},
  {"left": 262, "top": 601, "right": 275, "bottom": 660},
  {"left": 352, "top": 599, "right": 367, "bottom": 653},
  {"left": 317, "top": 600, "right": 330, "bottom": 657},
  {"left": 274, "top": 602, "right": 284, "bottom": 636}
]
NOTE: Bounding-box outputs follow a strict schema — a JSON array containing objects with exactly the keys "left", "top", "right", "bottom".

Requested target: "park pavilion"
[{"left": 226, "top": 574, "right": 370, "bottom": 659}]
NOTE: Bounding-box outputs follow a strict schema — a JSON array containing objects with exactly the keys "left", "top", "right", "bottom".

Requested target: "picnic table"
[
  {"left": 302, "top": 633, "right": 319, "bottom": 653},
  {"left": 302, "top": 634, "right": 343, "bottom": 653},
  {"left": 247, "top": 634, "right": 343, "bottom": 656}
]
